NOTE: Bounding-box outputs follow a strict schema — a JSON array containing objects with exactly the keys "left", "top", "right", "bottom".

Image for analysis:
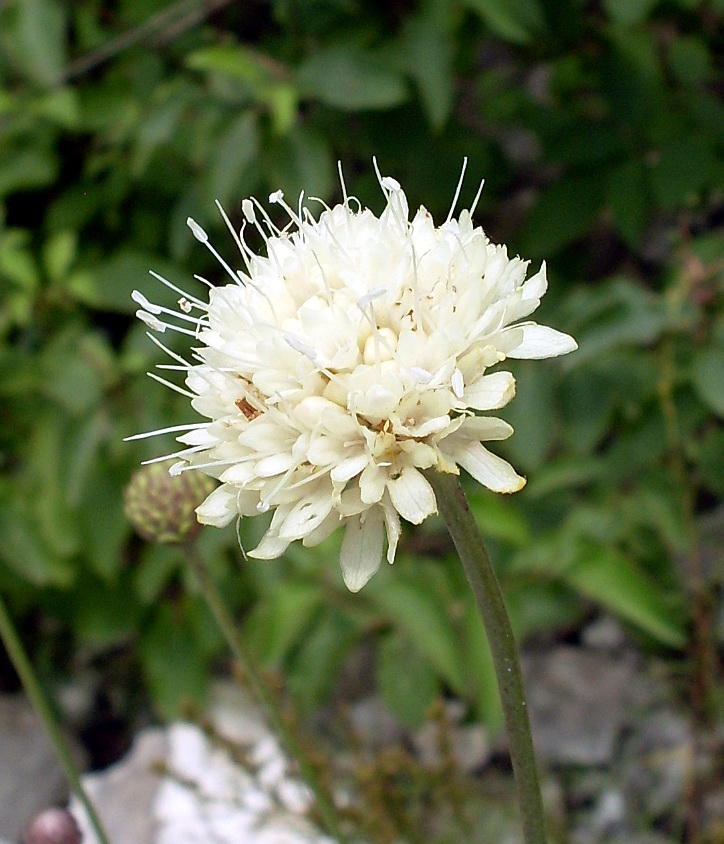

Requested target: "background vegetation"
[{"left": 0, "top": 0, "right": 721, "bottom": 769}]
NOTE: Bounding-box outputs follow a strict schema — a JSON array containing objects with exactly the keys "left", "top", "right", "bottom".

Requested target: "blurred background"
[{"left": 0, "top": 0, "right": 722, "bottom": 841}]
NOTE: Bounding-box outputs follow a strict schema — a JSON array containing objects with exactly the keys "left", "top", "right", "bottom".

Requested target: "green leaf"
[
  {"left": 559, "top": 367, "right": 616, "bottom": 455},
  {"left": 525, "top": 456, "right": 607, "bottom": 498},
  {"left": 287, "top": 610, "right": 359, "bottom": 713},
  {"left": 70, "top": 571, "right": 141, "bottom": 646},
  {"left": 297, "top": 46, "right": 408, "bottom": 110},
  {"left": 377, "top": 630, "right": 440, "bottom": 728},
  {"left": 0, "top": 489, "right": 73, "bottom": 587},
  {"left": 603, "top": 29, "right": 666, "bottom": 130},
  {"left": 39, "top": 330, "right": 106, "bottom": 416},
  {"left": 42, "top": 231, "right": 77, "bottom": 284},
  {"left": 140, "top": 603, "right": 210, "bottom": 719},
  {"left": 0, "top": 229, "right": 40, "bottom": 291},
  {"left": 696, "top": 427, "right": 724, "bottom": 496},
  {"left": 245, "top": 581, "right": 322, "bottom": 666},
  {"left": 28, "top": 413, "right": 80, "bottom": 558},
  {"left": 0, "top": 148, "right": 58, "bottom": 196},
  {"left": 564, "top": 542, "right": 687, "bottom": 647},
  {"left": 135, "top": 544, "right": 181, "bottom": 604},
  {"left": 604, "top": 0, "right": 658, "bottom": 26},
  {"left": 460, "top": 0, "right": 545, "bottom": 44},
  {"left": 15, "top": 0, "right": 67, "bottom": 86},
  {"left": 522, "top": 171, "right": 606, "bottom": 257},
  {"left": 462, "top": 597, "right": 502, "bottom": 732},
  {"left": 77, "top": 464, "right": 130, "bottom": 582},
  {"left": 667, "top": 36, "right": 713, "bottom": 87},
  {"left": 187, "top": 46, "right": 275, "bottom": 87},
  {"left": 566, "top": 278, "right": 668, "bottom": 366},
  {"left": 606, "top": 158, "right": 649, "bottom": 247},
  {"left": 82, "top": 251, "right": 181, "bottom": 313},
  {"left": 648, "top": 136, "right": 717, "bottom": 209},
  {"left": 468, "top": 492, "right": 531, "bottom": 546},
  {"left": 501, "top": 361, "right": 556, "bottom": 471},
  {"left": 398, "top": 8, "right": 454, "bottom": 129},
  {"left": 692, "top": 346, "right": 724, "bottom": 416},
  {"left": 204, "top": 112, "right": 259, "bottom": 209},
  {"left": 367, "top": 578, "right": 466, "bottom": 694}
]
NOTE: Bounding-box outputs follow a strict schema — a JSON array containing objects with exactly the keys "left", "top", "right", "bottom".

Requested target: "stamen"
[
  {"left": 140, "top": 444, "right": 209, "bottom": 465},
  {"left": 136, "top": 311, "right": 166, "bottom": 332},
  {"left": 123, "top": 422, "right": 208, "bottom": 442},
  {"left": 446, "top": 157, "right": 468, "bottom": 224},
  {"left": 469, "top": 177, "right": 485, "bottom": 218},
  {"left": 145, "top": 331, "right": 194, "bottom": 369},
  {"left": 149, "top": 270, "right": 206, "bottom": 308},
  {"left": 131, "top": 291, "right": 203, "bottom": 326},
  {"left": 269, "top": 189, "right": 305, "bottom": 231},
  {"left": 214, "top": 201, "right": 248, "bottom": 283},
  {"left": 187, "top": 217, "right": 241, "bottom": 284},
  {"left": 147, "top": 371, "right": 197, "bottom": 398}
]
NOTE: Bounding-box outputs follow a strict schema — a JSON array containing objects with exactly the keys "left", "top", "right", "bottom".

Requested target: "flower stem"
[
  {"left": 183, "top": 543, "right": 348, "bottom": 843},
  {"left": 0, "top": 593, "right": 111, "bottom": 844},
  {"left": 425, "top": 471, "right": 547, "bottom": 844}
]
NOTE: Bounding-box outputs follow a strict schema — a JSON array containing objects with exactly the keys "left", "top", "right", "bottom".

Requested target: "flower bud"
[
  {"left": 23, "top": 808, "right": 82, "bottom": 844},
  {"left": 124, "top": 460, "right": 216, "bottom": 544}
]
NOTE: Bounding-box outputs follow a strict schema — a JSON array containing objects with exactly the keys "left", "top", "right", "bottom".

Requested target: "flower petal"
[
  {"left": 248, "top": 530, "right": 292, "bottom": 559},
  {"left": 340, "top": 509, "right": 384, "bottom": 592},
  {"left": 505, "top": 324, "right": 578, "bottom": 359},
  {"left": 195, "top": 485, "right": 237, "bottom": 527},
  {"left": 387, "top": 466, "right": 437, "bottom": 524},
  {"left": 330, "top": 452, "right": 369, "bottom": 483},
  {"left": 464, "top": 371, "right": 516, "bottom": 410},
  {"left": 279, "top": 488, "right": 334, "bottom": 540},
  {"left": 454, "top": 442, "right": 526, "bottom": 493}
]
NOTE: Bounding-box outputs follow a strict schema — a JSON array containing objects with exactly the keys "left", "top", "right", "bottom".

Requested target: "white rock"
[{"left": 71, "top": 683, "right": 334, "bottom": 844}]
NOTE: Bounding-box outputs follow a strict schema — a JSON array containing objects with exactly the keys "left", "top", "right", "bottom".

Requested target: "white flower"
[{"left": 129, "top": 162, "right": 577, "bottom": 591}]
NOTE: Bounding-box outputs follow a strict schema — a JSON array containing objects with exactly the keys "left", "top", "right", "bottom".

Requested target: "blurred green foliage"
[{"left": 0, "top": 0, "right": 721, "bottom": 728}]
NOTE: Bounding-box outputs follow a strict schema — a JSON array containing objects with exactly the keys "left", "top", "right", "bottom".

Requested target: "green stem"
[
  {"left": 0, "top": 592, "right": 111, "bottom": 844},
  {"left": 183, "top": 543, "right": 348, "bottom": 843},
  {"left": 425, "top": 471, "right": 547, "bottom": 844}
]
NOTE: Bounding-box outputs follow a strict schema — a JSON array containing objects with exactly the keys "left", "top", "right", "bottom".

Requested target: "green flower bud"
[{"left": 123, "top": 460, "right": 216, "bottom": 544}]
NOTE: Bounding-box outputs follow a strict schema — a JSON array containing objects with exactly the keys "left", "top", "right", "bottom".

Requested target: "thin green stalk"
[
  {"left": 0, "top": 592, "right": 111, "bottom": 844},
  {"left": 425, "top": 471, "right": 547, "bottom": 844},
  {"left": 183, "top": 543, "right": 348, "bottom": 843}
]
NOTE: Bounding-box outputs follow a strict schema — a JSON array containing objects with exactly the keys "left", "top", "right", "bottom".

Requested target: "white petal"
[
  {"left": 219, "top": 462, "right": 255, "bottom": 485},
  {"left": 505, "top": 324, "right": 578, "bottom": 359},
  {"left": 248, "top": 530, "right": 292, "bottom": 559},
  {"left": 455, "top": 442, "right": 526, "bottom": 493},
  {"left": 456, "top": 415, "right": 514, "bottom": 441},
  {"left": 521, "top": 262, "right": 547, "bottom": 302},
  {"left": 381, "top": 501, "right": 401, "bottom": 565},
  {"left": 307, "top": 434, "right": 346, "bottom": 467},
  {"left": 255, "top": 453, "right": 296, "bottom": 477},
  {"left": 340, "top": 509, "right": 384, "bottom": 592},
  {"left": 408, "top": 414, "right": 452, "bottom": 438},
  {"left": 195, "top": 485, "right": 237, "bottom": 527},
  {"left": 359, "top": 464, "right": 386, "bottom": 504},
  {"left": 302, "top": 511, "right": 341, "bottom": 547},
  {"left": 464, "top": 371, "right": 516, "bottom": 411},
  {"left": 279, "top": 489, "right": 334, "bottom": 540},
  {"left": 387, "top": 466, "right": 437, "bottom": 524},
  {"left": 330, "top": 452, "right": 369, "bottom": 483}
]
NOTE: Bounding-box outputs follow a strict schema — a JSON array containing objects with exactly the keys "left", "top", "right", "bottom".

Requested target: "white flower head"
[{"left": 130, "top": 161, "right": 577, "bottom": 592}]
